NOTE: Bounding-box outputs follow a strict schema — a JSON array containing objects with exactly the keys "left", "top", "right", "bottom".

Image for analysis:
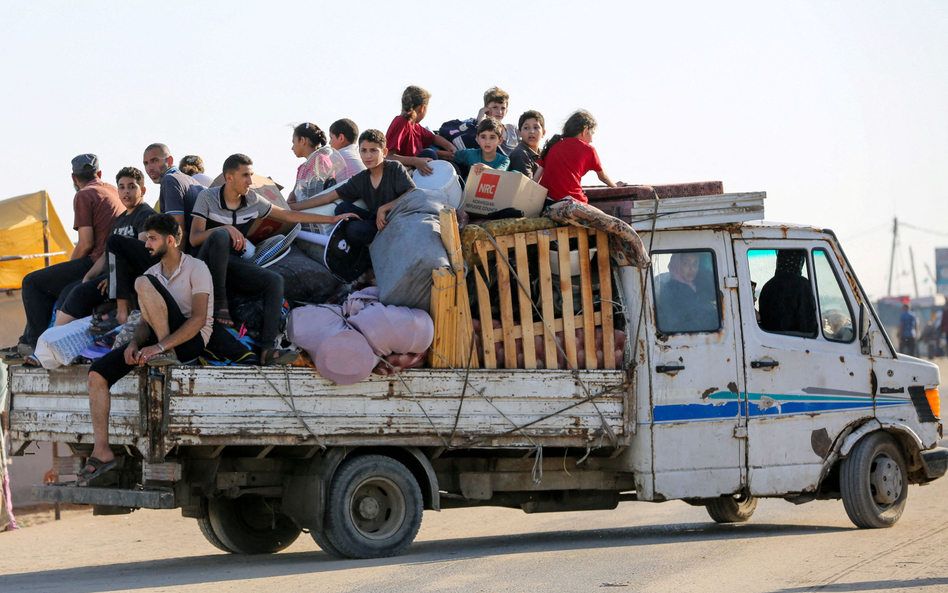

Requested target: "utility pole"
[
  {"left": 887, "top": 217, "right": 898, "bottom": 296},
  {"left": 909, "top": 246, "right": 919, "bottom": 300}
]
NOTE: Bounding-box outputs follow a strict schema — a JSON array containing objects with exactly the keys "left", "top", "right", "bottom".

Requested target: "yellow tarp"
[{"left": 0, "top": 191, "right": 73, "bottom": 290}]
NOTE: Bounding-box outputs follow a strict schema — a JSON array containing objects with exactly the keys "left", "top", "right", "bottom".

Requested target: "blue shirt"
[
  {"left": 899, "top": 310, "right": 918, "bottom": 339},
  {"left": 453, "top": 149, "right": 510, "bottom": 172}
]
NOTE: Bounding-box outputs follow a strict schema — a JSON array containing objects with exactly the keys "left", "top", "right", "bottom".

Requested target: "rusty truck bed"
[{"left": 8, "top": 365, "right": 632, "bottom": 461}]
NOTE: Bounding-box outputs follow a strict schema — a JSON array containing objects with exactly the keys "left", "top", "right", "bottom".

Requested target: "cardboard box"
[
  {"left": 462, "top": 169, "right": 548, "bottom": 218},
  {"left": 210, "top": 173, "right": 294, "bottom": 243}
]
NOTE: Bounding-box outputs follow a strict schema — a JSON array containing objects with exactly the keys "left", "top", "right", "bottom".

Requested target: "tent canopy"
[{"left": 0, "top": 191, "right": 73, "bottom": 290}]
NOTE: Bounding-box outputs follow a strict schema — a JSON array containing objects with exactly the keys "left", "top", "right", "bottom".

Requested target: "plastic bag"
[{"left": 34, "top": 316, "right": 94, "bottom": 369}]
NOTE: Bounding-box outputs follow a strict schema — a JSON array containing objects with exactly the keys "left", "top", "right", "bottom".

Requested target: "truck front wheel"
[
  {"left": 324, "top": 455, "right": 423, "bottom": 559},
  {"left": 840, "top": 431, "right": 908, "bottom": 528},
  {"left": 207, "top": 495, "right": 302, "bottom": 554},
  {"left": 706, "top": 493, "right": 758, "bottom": 523}
]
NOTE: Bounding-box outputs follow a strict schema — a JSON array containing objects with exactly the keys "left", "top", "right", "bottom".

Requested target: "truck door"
[
  {"left": 733, "top": 239, "right": 873, "bottom": 496},
  {"left": 644, "top": 230, "right": 747, "bottom": 499}
]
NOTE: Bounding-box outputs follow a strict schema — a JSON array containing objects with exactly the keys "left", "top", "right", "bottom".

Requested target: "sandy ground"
[{"left": 0, "top": 473, "right": 947, "bottom": 593}]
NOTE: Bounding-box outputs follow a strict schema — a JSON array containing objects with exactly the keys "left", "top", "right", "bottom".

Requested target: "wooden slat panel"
[
  {"left": 492, "top": 312, "right": 602, "bottom": 342},
  {"left": 597, "top": 230, "right": 615, "bottom": 369},
  {"left": 475, "top": 241, "right": 491, "bottom": 282},
  {"left": 494, "top": 236, "right": 517, "bottom": 369},
  {"left": 556, "top": 227, "right": 578, "bottom": 369},
  {"left": 577, "top": 230, "right": 597, "bottom": 369},
  {"left": 474, "top": 266, "right": 496, "bottom": 368},
  {"left": 514, "top": 232, "right": 536, "bottom": 369},
  {"left": 536, "top": 230, "right": 558, "bottom": 369}
]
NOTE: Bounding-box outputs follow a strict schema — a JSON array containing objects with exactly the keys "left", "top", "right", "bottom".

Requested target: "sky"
[{"left": 0, "top": 1, "right": 945, "bottom": 300}]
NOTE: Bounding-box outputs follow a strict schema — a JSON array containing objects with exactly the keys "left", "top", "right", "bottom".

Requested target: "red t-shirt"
[
  {"left": 73, "top": 178, "right": 124, "bottom": 260},
  {"left": 386, "top": 115, "right": 435, "bottom": 157},
  {"left": 537, "top": 137, "right": 603, "bottom": 203}
]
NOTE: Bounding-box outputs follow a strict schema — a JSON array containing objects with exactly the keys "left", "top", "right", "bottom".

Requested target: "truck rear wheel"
[
  {"left": 706, "top": 493, "right": 758, "bottom": 523},
  {"left": 208, "top": 495, "right": 302, "bottom": 554},
  {"left": 310, "top": 527, "right": 344, "bottom": 558},
  {"left": 324, "top": 455, "right": 423, "bottom": 559},
  {"left": 197, "top": 498, "right": 234, "bottom": 553},
  {"left": 840, "top": 431, "right": 907, "bottom": 528}
]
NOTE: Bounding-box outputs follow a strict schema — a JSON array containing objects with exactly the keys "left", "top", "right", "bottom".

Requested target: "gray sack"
[{"left": 369, "top": 188, "right": 449, "bottom": 313}]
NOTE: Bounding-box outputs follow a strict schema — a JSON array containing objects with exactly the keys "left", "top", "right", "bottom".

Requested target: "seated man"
[
  {"left": 52, "top": 166, "right": 156, "bottom": 329},
  {"left": 759, "top": 250, "right": 818, "bottom": 336},
  {"left": 190, "top": 153, "right": 355, "bottom": 365},
  {"left": 3, "top": 154, "right": 123, "bottom": 360},
  {"left": 288, "top": 129, "right": 416, "bottom": 247},
  {"left": 80, "top": 214, "right": 212, "bottom": 482}
]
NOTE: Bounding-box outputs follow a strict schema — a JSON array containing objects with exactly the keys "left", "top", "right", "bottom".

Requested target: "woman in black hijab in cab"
[{"left": 758, "top": 250, "right": 818, "bottom": 336}]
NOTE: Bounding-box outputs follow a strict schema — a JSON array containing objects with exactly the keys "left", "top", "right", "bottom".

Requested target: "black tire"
[
  {"left": 207, "top": 495, "right": 302, "bottom": 554},
  {"left": 324, "top": 455, "right": 423, "bottom": 559},
  {"left": 310, "top": 527, "right": 345, "bottom": 558},
  {"left": 706, "top": 493, "right": 758, "bottom": 523},
  {"left": 840, "top": 431, "right": 908, "bottom": 528},
  {"left": 197, "top": 497, "right": 234, "bottom": 553}
]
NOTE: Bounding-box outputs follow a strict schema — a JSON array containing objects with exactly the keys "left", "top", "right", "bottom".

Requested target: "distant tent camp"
[{"left": 0, "top": 191, "right": 73, "bottom": 290}]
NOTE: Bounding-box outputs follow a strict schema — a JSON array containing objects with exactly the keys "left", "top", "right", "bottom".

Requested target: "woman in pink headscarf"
[{"left": 657, "top": 253, "right": 718, "bottom": 333}]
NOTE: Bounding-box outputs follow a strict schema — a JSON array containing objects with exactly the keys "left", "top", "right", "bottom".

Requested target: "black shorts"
[
  {"left": 60, "top": 275, "right": 110, "bottom": 319},
  {"left": 89, "top": 275, "right": 206, "bottom": 387}
]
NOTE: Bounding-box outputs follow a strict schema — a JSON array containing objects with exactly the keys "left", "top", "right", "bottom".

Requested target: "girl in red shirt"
[{"left": 534, "top": 110, "right": 622, "bottom": 203}]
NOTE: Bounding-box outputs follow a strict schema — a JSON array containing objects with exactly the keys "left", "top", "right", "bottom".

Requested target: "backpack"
[{"left": 438, "top": 118, "right": 480, "bottom": 151}]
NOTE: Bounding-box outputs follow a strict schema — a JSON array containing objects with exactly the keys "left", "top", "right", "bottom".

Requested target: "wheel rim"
[
  {"left": 869, "top": 453, "right": 904, "bottom": 507},
  {"left": 348, "top": 476, "right": 406, "bottom": 540}
]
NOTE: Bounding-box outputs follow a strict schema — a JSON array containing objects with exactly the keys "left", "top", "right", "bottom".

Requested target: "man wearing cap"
[
  {"left": 142, "top": 143, "right": 205, "bottom": 253},
  {"left": 4, "top": 154, "right": 123, "bottom": 359}
]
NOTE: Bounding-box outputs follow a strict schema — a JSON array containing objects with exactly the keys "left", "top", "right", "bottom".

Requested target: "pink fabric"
[
  {"left": 342, "top": 287, "right": 381, "bottom": 317},
  {"left": 348, "top": 302, "right": 434, "bottom": 357},
  {"left": 1, "top": 471, "right": 17, "bottom": 531},
  {"left": 286, "top": 305, "right": 377, "bottom": 385},
  {"left": 373, "top": 352, "right": 427, "bottom": 375}
]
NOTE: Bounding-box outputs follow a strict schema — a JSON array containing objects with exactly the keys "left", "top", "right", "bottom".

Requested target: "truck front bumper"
[{"left": 920, "top": 447, "right": 948, "bottom": 481}]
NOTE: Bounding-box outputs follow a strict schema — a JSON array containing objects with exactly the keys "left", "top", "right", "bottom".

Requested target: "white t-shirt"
[
  {"left": 145, "top": 254, "right": 214, "bottom": 345},
  {"left": 331, "top": 144, "right": 367, "bottom": 183}
]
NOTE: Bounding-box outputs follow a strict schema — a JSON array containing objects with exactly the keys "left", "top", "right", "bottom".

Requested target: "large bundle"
[{"left": 369, "top": 188, "right": 450, "bottom": 312}]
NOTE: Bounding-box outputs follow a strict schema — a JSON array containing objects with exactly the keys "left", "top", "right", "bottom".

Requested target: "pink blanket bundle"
[
  {"left": 286, "top": 293, "right": 435, "bottom": 385},
  {"left": 286, "top": 305, "right": 377, "bottom": 385}
]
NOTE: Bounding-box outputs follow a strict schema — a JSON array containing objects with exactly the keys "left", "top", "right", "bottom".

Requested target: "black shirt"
[
  {"left": 111, "top": 203, "right": 157, "bottom": 239},
  {"left": 508, "top": 142, "right": 540, "bottom": 179},
  {"left": 336, "top": 161, "right": 415, "bottom": 213}
]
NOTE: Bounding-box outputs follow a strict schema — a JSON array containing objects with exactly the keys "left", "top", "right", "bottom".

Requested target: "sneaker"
[{"left": 146, "top": 351, "right": 180, "bottom": 367}]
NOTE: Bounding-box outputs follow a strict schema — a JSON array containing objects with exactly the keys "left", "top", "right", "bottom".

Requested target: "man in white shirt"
[{"left": 78, "top": 214, "right": 213, "bottom": 483}]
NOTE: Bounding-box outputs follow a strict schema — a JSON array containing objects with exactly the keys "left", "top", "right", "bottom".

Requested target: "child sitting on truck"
[
  {"left": 476, "top": 86, "right": 520, "bottom": 155},
  {"left": 385, "top": 85, "right": 457, "bottom": 177},
  {"left": 534, "top": 109, "right": 623, "bottom": 203},
  {"left": 452, "top": 118, "right": 511, "bottom": 179},
  {"left": 508, "top": 110, "right": 546, "bottom": 179},
  {"left": 289, "top": 129, "right": 416, "bottom": 247}
]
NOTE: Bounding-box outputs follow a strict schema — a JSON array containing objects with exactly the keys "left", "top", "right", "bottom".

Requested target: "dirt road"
[{"left": 2, "top": 464, "right": 947, "bottom": 593}]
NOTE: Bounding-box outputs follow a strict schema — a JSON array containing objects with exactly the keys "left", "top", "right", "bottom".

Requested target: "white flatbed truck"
[{"left": 5, "top": 191, "right": 945, "bottom": 558}]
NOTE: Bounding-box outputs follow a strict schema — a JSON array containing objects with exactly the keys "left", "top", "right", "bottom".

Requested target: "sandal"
[
  {"left": 71, "top": 456, "right": 118, "bottom": 485},
  {"left": 90, "top": 309, "right": 120, "bottom": 335},
  {"left": 262, "top": 348, "right": 298, "bottom": 366},
  {"left": 146, "top": 351, "right": 180, "bottom": 367},
  {"left": 21, "top": 354, "right": 41, "bottom": 368},
  {"left": 214, "top": 308, "right": 234, "bottom": 328}
]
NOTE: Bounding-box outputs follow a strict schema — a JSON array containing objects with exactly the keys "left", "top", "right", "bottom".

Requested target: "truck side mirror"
[{"left": 859, "top": 303, "right": 871, "bottom": 355}]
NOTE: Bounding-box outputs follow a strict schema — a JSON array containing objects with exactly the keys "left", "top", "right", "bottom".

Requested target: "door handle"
[
  {"left": 656, "top": 364, "right": 685, "bottom": 374},
  {"left": 751, "top": 360, "right": 779, "bottom": 369}
]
